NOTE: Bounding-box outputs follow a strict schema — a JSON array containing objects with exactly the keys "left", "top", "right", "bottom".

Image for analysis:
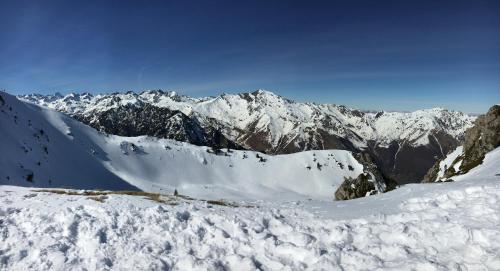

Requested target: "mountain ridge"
[{"left": 18, "top": 89, "right": 475, "bottom": 184}]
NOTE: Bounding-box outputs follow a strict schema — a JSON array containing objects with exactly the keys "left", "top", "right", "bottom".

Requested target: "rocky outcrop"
[
  {"left": 423, "top": 160, "right": 441, "bottom": 183},
  {"left": 75, "top": 103, "right": 244, "bottom": 150},
  {"left": 460, "top": 105, "right": 500, "bottom": 173},
  {"left": 335, "top": 152, "right": 397, "bottom": 200},
  {"left": 335, "top": 173, "right": 376, "bottom": 200},
  {"left": 424, "top": 105, "right": 500, "bottom": 182}
]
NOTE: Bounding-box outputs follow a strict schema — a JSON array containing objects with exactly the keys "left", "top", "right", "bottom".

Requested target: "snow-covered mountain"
[
  {"left": 1, "top": 91, "right": 386, "bottom": 200},
  {"left": 19, "top": 90, "right": 475, "bottom": 184}
]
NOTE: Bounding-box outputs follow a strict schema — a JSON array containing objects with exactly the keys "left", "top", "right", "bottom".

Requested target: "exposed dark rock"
[
  {"left": 75, "top": 104, "right": 244, "bottom": 150},
  {"left": 335, "top": 152, "right": 397, "bottom": 200},
  {"left": 460, "top": 105, "right": 500, "bottom": 173},
  {"left": 358, "top": 152, "right": 397, "bottom": 191},
  {"left": 423, "top": 159, "right": 441, "bottom": 183},
  {"left": 368, "top": 131, "right": 460, "bottom": 184},
  {"left": 335, "top": 173, "right": 376, "bottom": 200},
  {"left": 235, "top": 121, "right": 359, "bottom": 155},
  {"left": 255, "top": 153, "right": 267, "bottom": 162},
  {"left": 25, "top": 170, "right": 34, "bottom": 183},
  {"left": 424, "top": 105, "right": 500, "bottom": 182}
]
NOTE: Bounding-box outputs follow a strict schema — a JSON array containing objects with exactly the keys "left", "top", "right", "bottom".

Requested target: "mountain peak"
[{"left": 251, "top": 89, "right": 278, "bottom": 97}]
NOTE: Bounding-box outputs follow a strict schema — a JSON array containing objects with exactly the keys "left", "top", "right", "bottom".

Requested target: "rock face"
[
  {"left": 335, "top": 173, "right": 377, "bottom": 200},
  {"left": 19, "top": 90, "right": 475, "bottom": 184},
  {"left": 367, "top": 130, "right": 460, "bottom": 184},
  {"left": 335, "top": 152, "right": 397, "bottom": 200},
  {"left": 356, "top": 152, "right": 398, "bottom": 190},
  {"left": 424, "top": 105, "right": 500, "bottom": 182},
  {"left": 460, "top": 105, "right": 500, "bottom": 172},
  {"left": 423, "top": 160, "right": 441, "bottom": 183},
  {"left": 75, "top": 103, "right": 243, "bottom": 150}
]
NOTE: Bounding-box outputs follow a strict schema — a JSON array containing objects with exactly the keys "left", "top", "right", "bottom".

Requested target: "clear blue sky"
[{"left": 1, "top": 0, "right": 499, "bottom": 113}]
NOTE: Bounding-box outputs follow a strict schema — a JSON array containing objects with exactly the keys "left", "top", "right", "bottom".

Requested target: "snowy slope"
[
  {"left": 101, "top": 138, "right": 364, "bottom": 200},
  {"left": 1, "top": 92, "right": 367, "bottom": 200},
  {"left": 1, "top": 148, "right": 499, "bottom": 270},
  {"left": 435, "top": 146, "right": 464, "bottom": 180},
  {"left": 452, "top": 147, "right": 500, "bottom": 181},
  {"left": 0, "top": 92, "right": 137, "bottom": 191}
]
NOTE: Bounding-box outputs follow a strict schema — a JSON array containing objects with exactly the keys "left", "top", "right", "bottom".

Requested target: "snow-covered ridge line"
[{"left": 18, "top": 89, "right": 475, "bottom": 147}]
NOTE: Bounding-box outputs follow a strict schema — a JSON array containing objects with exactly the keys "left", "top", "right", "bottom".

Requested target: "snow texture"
[{"left": 1, "top": 148, "right": 499, "bottom": 270}]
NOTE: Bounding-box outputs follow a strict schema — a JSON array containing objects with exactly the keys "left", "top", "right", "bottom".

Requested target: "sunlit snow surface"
[{"left": 1, "top": 148, "right": 499, "bottom": 270}]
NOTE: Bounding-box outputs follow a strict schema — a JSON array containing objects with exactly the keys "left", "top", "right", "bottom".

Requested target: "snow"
[
  {"left": 19, "top": 90, "right": 475, "bottom": 150},
  {"left": 2, "top": 92, "right": 500, "bottom": 270},
  {"left": 0, "top": 93, "right": 137, "bottom": 191},
  {"left": 435, "top": 145, "right": 500, "bottom": 182},
  {"left": 436, "top": 146, "right": 463, "bottom": 180},
  {"left": 1, "top": 148, "right": 500, "bottom": 270},
  {"left": 103, "top": 138, "right": 364, "bottom": 200},
  {"left": 1, "top": 92, "right": 364, "bottom": 201},
  {"left": 453, "top": 147, "right": 500, "bottom": 182}
]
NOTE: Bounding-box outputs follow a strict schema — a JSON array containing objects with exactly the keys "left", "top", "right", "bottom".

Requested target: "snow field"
[{"left": 1, "top": 172, "right": 500, "bottom": 271}]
